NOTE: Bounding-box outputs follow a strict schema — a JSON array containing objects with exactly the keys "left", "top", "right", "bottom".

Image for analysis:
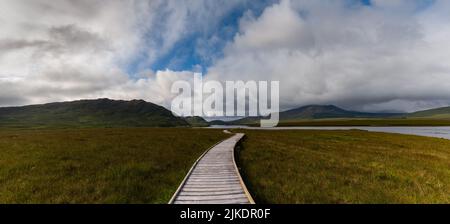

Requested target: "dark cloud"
[
  {"left": 47, "top": 25, "right": 110, "bottom": 52},
  {"left": 0, "top": 39, "right": 48, "bottom": 52}
]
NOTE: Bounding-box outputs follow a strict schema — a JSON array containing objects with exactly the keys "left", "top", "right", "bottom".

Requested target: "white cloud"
[
  {"left": 207, "top": 0, "right": 450, "bottom": 112},
  {"left": 1, "top": 0, "right": 450, "bottom": 113},
  {"left": 0, "top": 0, "right": 244, "bottom": 107},
  {"left": 0, "top": 0, "right": 142, "bottom": 105},
  {"left": 100, "top": 69, "right": 197, "bottom": 108}
]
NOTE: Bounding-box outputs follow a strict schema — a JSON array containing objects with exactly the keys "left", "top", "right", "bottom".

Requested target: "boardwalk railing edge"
[
  {"left": 168, "top": 134, "right": 232, "bottom": 204},
  {"left": 232, "top": 134, "right": 256, "bottom": 204}
]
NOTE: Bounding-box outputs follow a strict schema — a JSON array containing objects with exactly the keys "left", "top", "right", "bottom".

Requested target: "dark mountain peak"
[
  {"left": 282, "top": 104, "right": 350, "bottom": 119},
  {"left": 287, "top": 104, "right": 342, "bottom": 110},
  {"left": 280, "top": 104, "right": 403, "bottom": 120},
  {"left": 294, "top": 104, "right": 344, "bottom": 111},
  {"left": 129, "top": 99, "right": 147, "bottom": 104},
  {"left": 71, "top": 98, "right": 149, "bottom": 105}
]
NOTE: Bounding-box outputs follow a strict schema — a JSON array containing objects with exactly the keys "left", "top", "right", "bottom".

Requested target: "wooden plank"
[
  {"left": 185, "top": 179, "right": 240, "bottom": 183},
  {"left": 181, "top": 187, "right": 244, "bottom": 192},
  {"left": 179, "top": 190, "right": 245, "bottom": 196},
  {"left": 188, "top": 177, "right": 236, "bottom": 180},
  {"left": 175, "top": 194, "right": 248, "bottom": 201}
]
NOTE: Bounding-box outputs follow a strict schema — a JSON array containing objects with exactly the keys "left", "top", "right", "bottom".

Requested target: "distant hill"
[
  {"left": 224, "top": 105, "right": 405, "bottom": 125},
  {"left": 408, "top": 106, "right": 450, "bottom": 119},
  {"left": 0, "top": 99, "right": 189, "bottom": 128},
  {"left": 184, "top": 116, "right": 210, "bottom": 127},
  {"left": 280, "top": 105, "right": 404, "bottom": 120},
  {"left": 3, "top": 99, "right": 449, "bottom": 128},
  {"left": 209, "top": 120, "right": 228, "bottom": 125}
]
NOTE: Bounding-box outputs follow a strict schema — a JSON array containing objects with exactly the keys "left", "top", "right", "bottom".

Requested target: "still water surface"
[{"left": 209, "top": 125, "right": 450, "bottom": 140}]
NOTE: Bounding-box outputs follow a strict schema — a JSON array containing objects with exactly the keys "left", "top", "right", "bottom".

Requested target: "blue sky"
[
  {"left": 141, "top": 0, "right": 437, "bottom": 74},
  {"left": 148, "top": 1, "right": 275, "bottom": 73}
]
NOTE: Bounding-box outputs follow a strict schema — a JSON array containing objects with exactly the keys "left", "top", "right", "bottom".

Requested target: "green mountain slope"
[
  {"left": 408, "top": 106, "right": 450, "bottom": 119},
  {"left": 184, "top": 116, "right": 210, "bottom": 127},
  {"left": 280, "top": 105, "right": 403, "bottom": 120},
  {"left": 0, "top": 99, "right": 189, "bottom": 128},
  {"left": 226, "top": 105, "right": 405, "bottom": 125}
]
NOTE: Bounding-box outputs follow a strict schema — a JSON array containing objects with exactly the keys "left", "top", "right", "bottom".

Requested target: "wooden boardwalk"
[{"left": 169, "top": 133, "right": 254, "bottom": 204}]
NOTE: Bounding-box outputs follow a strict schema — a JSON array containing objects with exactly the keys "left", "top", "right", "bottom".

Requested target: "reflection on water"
[{"left": 208, "top": 125, "right": 450, "bottom": 140}]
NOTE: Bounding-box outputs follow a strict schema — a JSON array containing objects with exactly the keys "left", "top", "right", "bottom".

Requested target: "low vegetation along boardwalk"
[{"left": 169, "top": 133, "right": 254, "bottom": 204}]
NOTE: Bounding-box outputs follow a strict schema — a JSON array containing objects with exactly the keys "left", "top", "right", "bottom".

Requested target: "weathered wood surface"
[{"left": 170, "top": 133, "right": 254, "bottom": 204}]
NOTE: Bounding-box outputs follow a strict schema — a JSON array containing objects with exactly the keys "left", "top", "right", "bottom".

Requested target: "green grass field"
[
  {"left": 236, "top": 129, "right": 450, "bottom": 203},
  {"left": 1, "top": 127, "right": 450, "bottom": 204},
  {"left": 0, "top": 128, "right": 228, "bottom": 203}
]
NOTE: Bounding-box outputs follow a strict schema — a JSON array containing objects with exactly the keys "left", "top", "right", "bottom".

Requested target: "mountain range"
[
  {"left": 213, "top": 105, "right": 450, "bottom": 125},
  {"left": 0, "top": 99, "right": 449, "bottom": 128},
  {"left": 0, "top": 99, "right": 188, "bottom": 128}
]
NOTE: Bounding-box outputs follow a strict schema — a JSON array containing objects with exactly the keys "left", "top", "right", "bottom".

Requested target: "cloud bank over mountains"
[{"left": 0, "top": 0, "right": 449, "bottom": 112}]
